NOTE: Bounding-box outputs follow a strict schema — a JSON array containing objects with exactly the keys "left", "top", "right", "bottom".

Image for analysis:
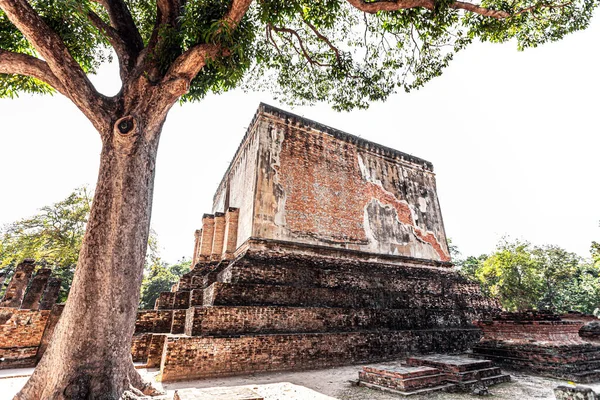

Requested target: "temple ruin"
[
  {"left": 0, "top": 260, "right": 62, "bottom": 369},
  {"left": 2, "top": 103, "right": 598, "bottom": 390},
  {"left": 131, "top": 103, "right": 500, "bottom": 382}
]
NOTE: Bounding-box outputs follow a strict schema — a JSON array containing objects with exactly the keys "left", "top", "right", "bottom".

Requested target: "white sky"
[{"left": 1, "top": 16, "right": 599, "bottom": 264}]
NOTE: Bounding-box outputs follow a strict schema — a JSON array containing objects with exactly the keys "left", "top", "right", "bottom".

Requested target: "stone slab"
[
  {"left": 358, "top": 380, "right": 456, "bottom": 396},
  {"left": 174, "top": 387, "right": 263, "bottom": 400},
  {"left": 406, "top": 354, "right": 493, "bottom": 373},
  {"left": 362, "top": 365, "right": 439, "bottom": 379}
]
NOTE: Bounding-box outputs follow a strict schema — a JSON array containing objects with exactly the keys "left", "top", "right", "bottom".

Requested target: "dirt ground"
[{"left": 1, "top": 362, "right": 599, "bottom": 400}]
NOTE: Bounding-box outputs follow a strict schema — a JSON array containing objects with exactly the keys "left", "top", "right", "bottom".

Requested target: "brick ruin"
[
  {"left": 0, "top": 260, "right": 62, "bottom": 369},
  {"left": 472, "top": 311, "right": 600, "bottom": 382},
  {"left": 357, "top": 354, "right": 510, "bottom": 395},
  {"left": 2, "top": 104, "right": 599, "bottom": 389},
  {"left": 131, "top": 103, "right": 501, "bottom": 382}
]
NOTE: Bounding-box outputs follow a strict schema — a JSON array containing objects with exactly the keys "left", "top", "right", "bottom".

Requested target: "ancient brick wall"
[
  {"left": 0, "top": 308, "right": 50, "bottom": 368},
  {"left": 160, "top": 329, "right": 480, "bottom": 382},
  {"left": 135, "top": 310, "right": 174, "bottom": 333},
  {"left": 205, "top": 104, "right": 450, "bottom": 263}
]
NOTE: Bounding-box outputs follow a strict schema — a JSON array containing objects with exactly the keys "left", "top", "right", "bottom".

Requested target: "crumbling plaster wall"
[
  {"left": 252, "top": 111, "right": 450, "bottom": 261},
  {"left": 212, "top": 125, "right": 260, "bottom": 247}
]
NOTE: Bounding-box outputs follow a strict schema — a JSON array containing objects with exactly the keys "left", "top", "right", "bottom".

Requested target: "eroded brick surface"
[{"left": 160, "top": 329, "right": 481, "bottom": 382}]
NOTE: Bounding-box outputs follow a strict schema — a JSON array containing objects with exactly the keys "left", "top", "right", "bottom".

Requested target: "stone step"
[
  {"left": 159, "top": 328, "right": 481, "bottom": 382},
  {"left": 406, "top": 354, "right": 494, "bottom": 373},
  {"left": 452, "top": 374, "right": 511, "bottom": 390},
  {"left": 184, "top": 306, "right": 480, "bottom": 336},
  {"left": 174, "top": 387, "right": 263, "bottom": 400},
  {"left": 452, "top": 366, "right": 504, "bottom": 381},
  {"left": 359, "top": 369, "right": 447, "bottom": 390},
  {"left": 470, "top": 351, "right": 600, "bottom": 382},
  {"left": 570, "top": 369, "right": 600, "bottom": 384},
  {"left": 357, "top": 380, "right": 456, "bottom": 396},
  {"left": 363, "top": 365, "right": 440, "bottom": 379},
  {"left": 218, "top": 259, "right": 481, "bottom": 295},
  {"left": 202, "top": 282, "right": 494, "bottom": 310}
]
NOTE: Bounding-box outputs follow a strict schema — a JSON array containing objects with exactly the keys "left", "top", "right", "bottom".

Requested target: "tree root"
[{"left": 125, "top": 362, "right": 166, "bottom": 399}]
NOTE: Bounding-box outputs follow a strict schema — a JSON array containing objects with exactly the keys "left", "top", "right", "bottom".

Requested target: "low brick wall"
[
  {"left": 0, "top": 308, "right": 50, "bottom": 368},
  {"left": 131, "top": 333, "right": 152, "bottom": 362},
  {"left": 160, "top": 328, "right": 481, "bottom": 382},
  {"left": 135, "top": 310, "right": 174, "bottom": 333}
]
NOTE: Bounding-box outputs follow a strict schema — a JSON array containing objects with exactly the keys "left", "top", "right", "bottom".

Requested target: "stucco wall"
[
  {"left": 211, "top": 125, "right": 260, "bottom": 247},
  {"left": 251, "top": 107, "right": 449, "bottom": 261}
]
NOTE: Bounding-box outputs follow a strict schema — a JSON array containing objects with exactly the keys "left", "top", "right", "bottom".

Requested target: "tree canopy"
[
  {"left": 457, "top": 238, "right": 600, "bottom": 314},
  {"left": 1, "top": 0, "right": 597, "bottom": 111}
]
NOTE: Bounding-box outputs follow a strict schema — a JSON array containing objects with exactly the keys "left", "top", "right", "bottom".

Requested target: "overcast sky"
[{"left": 1, "top": 15, "right": 598, "bottom": 264}]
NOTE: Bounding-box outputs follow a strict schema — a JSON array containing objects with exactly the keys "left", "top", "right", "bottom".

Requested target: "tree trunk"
[{"left": 15, "top": 104, "right": 165, "bottom": 399}]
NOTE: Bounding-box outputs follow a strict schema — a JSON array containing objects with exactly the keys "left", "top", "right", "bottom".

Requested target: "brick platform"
[
  {"left": 130, "top": 240, "right": 499, "bottom": 382},
  {"left": 358, "top": 355, "right": 510, "bottom": 395},
  {"left": 473, "top": 312, "right": 600, "bottom": 383}
]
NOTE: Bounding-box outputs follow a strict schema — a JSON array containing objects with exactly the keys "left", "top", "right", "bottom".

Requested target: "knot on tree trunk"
[{"left": 115, "top": 116, "right": 137, "bottom": 137}]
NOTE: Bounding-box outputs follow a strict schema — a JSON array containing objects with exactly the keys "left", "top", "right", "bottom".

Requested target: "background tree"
[
  {"left": 139, "top": 258, "right": 190, "bottom": 309},
  {"left": 0, "top": 188, "right": 179, "bottom": 304},
  {"left": 477, "top": 239, "right": 543, "bottom": 311},
  {"left": 0, "top": 0, "right": 597, "bottom": 397},
  {"left": 457, "top": 238, "right": 600, "bottom": 314},
  {"left": 0, "top": 187, "right": 91, "bottom": 301}
]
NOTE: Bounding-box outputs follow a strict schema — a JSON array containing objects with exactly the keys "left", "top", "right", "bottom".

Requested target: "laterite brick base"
[
  {"left": 131, "top": 240, "right": 500, "bottom": 382},
  {"left": 473, "top": 312, "right": 600, "bottom": 383}
]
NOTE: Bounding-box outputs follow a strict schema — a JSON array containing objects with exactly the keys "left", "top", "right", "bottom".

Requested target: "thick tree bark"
[{"left": 14, "top": 88, "right": 171, "bottom": 400}]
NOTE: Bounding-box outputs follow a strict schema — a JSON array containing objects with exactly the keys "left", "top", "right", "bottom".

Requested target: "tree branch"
[
  {"left": 347, "top": 0, "right": 574, "bottom": 19},
  {"left": 0, "top": 49, "right": 66, "bottom": 95},
  {"left": 302, "top": 20, "right": 342, "bottom": 64},
  {"left": 94, "top": 0, "right": 144, "bottom": 62},
  {"left": 346, "top": 0, "right": 434, "bottom": 14},
  {"left": 164, "top": 0, "right": 253, "bottom": 83},
  {"left": 0, "top": 0, "right": 112, "bottom": 130},
  {"left": 269, "top": 24, "right": 334, "bottom": 67},
  {"left": 87, "top": 10, "right": 132, "bottom": 81}
]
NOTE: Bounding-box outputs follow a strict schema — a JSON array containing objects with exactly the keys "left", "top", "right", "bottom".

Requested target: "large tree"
[{"left": 0, "top": 0, "right": 596, "bottom": 398}]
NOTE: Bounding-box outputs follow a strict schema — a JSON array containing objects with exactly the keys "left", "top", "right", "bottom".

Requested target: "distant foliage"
[
  {"left": 0, "top": 187, "right": 185, "bottom": 303},
  {"left": 139, "top": 258, "right": 191, "bottom": 309},
  {"left": 455, "top": 238, "right": 600, "bottom": 314},
  {"left": 0, "top": 187, "right": 91, "bottom": 301}
]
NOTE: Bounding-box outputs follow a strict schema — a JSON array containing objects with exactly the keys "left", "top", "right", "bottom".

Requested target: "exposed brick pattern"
[
  {"left": 131, "top": 333, "right": 152, "bottom": 362},
  {"left": 160, "top": 329, "right": 481, "bottom": 381},
  {"left": 0, "top": 308, "right": 50, "bottom": 369},
  {"left": 171, "top": 309, "right": 187, "bottom": 334},
  {"left": 0, "top": 260, "right": 35, "bottom": 308},
  {"left": 191, "top": 229, "right": 202, "bottom": 267},
  {"left": 210, "top": 213, "right": 226, "bottom": 262},
  {"left": 134, "top": 310, "right": 173, "bottom": 333},
  {"left": 184, "top": 306, "right": 479, "bottom": 336},
  {"left": 147, "top": 334, "right": 167, "bottom": 368},
  {"left": 20, "top": 268, "right": 51, "bottom": 310},
  {"left": 222, "top": 208, "right": 239, "bottom": 260},
  {"left": 198, "top": 214, "right": 215, "bottom": 263},
  {"left": 155, "top": 292, "right": 175, "bottom": 310},
  {"left": 473, "top": 312, "right": 600, "bottom": 383},
  {"left": 39, "top": 277, "right": 61, "bottom": 310}
]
